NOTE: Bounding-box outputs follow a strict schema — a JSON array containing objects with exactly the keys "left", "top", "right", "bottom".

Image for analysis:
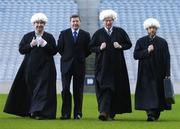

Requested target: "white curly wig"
[
  {"left": 99, "top": 9, "right": 117, "bottom": 21},
  {"left": 143, "top": 18, "right": 160, "bottom": 29},
  {"left": 30, "top": 13, "right": 48, "bottom": 24}
]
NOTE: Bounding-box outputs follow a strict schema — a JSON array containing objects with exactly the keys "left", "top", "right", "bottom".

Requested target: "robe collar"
[
  {"left": 104, "top": 26, "right": 113, "bottom": 35},
  {"left": 149, "top": 35, "right": 156, "bottom": 39}
]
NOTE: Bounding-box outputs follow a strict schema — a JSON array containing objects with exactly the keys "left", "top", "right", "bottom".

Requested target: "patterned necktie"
[
  {"left": 107, "top": 29, "right": 111, "bottom": 35},
  {"left": 73, "top": 31, "right": 77, "bottom": 43}
]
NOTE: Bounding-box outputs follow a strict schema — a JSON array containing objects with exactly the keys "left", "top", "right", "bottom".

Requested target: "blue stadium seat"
[
  {"left": 0, "top": 0, "right": 78, "bottom": 81},
  {"left": 100, "top": 0, "right": 180, "bottom": 81}
]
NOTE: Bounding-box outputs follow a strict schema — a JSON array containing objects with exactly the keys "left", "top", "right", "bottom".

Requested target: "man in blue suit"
[{"left": 57, "top": 15, "right": 91, "bottom": 120}]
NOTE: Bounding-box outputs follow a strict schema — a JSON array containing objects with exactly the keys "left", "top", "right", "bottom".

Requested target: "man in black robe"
[
  {"left": 57, "top": 15, "right": 91, "bottom": 120},
  {"left": 134, "top": 18, "right": 171, "bottom": 121},
  {"left": 89, "top": 10, "right": 132, "bottom": 121},
  {"left": 3, "top": 13, "right": 57, "bottom": 119}
]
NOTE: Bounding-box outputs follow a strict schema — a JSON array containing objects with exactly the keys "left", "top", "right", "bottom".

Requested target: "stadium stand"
[
  {"left": 99, "top": 0, "right": 180, "bottom": 81},
  {"left": 0, "top": 0, "right": 180, "bottom": 92},
  {"left": 0, "top": 0, "right": 78, "bottom": 82}
]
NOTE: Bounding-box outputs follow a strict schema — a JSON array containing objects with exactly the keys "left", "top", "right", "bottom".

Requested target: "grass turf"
[{"left": 0, "top": 94, "right": 180, "bottom": 129}]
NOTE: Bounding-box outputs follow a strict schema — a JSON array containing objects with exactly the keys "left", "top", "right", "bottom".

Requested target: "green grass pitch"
[{"left": 0, "top": 94, "right": 179, "bottom": 129}]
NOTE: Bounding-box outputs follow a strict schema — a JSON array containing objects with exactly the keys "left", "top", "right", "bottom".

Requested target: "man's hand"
[
  {"left": 36, "top": 37, "right": 47, "bottom": 47},
  {"left": 113, "top": 42, "right": 122, "bottom": 49},
  {"left": 148, "top": 44, "right": 154, "bottom": 53},
  {"left": 30, "top": 37, "right": 37, "bottom": 47},
  {"left": 100, "top": 42, "right": 106, "bottom": 50}
]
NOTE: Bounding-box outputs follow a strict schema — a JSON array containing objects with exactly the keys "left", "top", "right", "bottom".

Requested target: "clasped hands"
[{"left": 30, "top": 37, "right": 47, "bottom": 47}]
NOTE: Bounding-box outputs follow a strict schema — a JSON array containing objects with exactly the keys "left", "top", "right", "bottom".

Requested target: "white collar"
[
  {"left": 149, "top": 35, "right": 156, "bottom": 39},
  {"left": 71, "top": 28, "right": 79, "bottom": 34},
  {"left": 35, "top": 30, "right": 44, "bottom": 37},
  {"left": 104, "top": 27, "right": 113, "bottom": 32}
]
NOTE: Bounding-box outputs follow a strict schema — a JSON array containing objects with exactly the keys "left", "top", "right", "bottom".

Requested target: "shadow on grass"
[{"left": 1, "top": 116, "right": 180, "bottom": 123}]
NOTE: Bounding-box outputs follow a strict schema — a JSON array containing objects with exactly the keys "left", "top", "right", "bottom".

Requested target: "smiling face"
[
  {"left": 147, "top": 26, "right": 157, "bottom": 37},
  {"left": 70, "top": 17, "right": 81, "bottom": 30},
  {"left": 34, "top": 20, "right": 45, "bottom": 33},
  {"left": 103, "top": 17, "right": 114, "bottom": 29}
]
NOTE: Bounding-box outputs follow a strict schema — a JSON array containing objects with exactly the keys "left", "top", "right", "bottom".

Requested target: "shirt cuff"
[{"left": 41, "top": 41, "right": 47, "bottom": 47}]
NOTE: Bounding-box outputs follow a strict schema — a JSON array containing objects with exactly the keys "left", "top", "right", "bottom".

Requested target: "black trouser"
[
  {"left": 61, "top": 69, "right": 85, "bottom": 118},
  {"left": 146, "top": 109, "right": 161, "bottom": 119},
  {"left": 95, "top": 83, "right": 112, "bottom": 114}
]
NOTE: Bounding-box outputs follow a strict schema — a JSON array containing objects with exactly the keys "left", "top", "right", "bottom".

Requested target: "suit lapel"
[
  {"left": 67, "top": 29, "right": 75, "bottom": 44},
  {"left": 68, "top": 28, "right": 82, "bottom": 45},
  {"left": 76, "top": 29, "right": 82, "bottom": 44}
]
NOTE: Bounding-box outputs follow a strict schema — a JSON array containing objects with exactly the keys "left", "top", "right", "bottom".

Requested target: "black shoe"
[
  {"left": 33, "top": 116, "right": 47, "bottom": 120},
  {"left": 147, "top": 116, "right": 155, "bottom": 121},
  {"left": 98, "top": 112, "right": 108, "bottom": 121},
  {"left": 74, "top": 114, "right": 81, "bottom": 120},
  {"left": 154, "top": 112, "right": 160, "bottom": 120},
  {"left": 107, "top": 117, "right": 114, "bottom": 121},
  {"left": 30, "top": 115, "right": 48, "bottom": 120},
  {"left": 29, "top": 113, "right": 39, "bottom": 119},
  {"left": 60, "top": 115, "right": 70, "bottom": 120},
  {"left": 109, "top": 113, "right": 115, "bottom": 120},
  {"left": 29, "top": 113, "right": 35, "bottom": 119}
]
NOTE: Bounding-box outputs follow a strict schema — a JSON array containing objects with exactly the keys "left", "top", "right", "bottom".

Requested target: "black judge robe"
[
  {"left": 89, "top": 27, "right": 132, "bottom": 114},
  {"left": 134, "top": 35, "right": 171, "bottom": 111},
  {"left": 3, "top": 31, "right": 57, "bottom": 119}
]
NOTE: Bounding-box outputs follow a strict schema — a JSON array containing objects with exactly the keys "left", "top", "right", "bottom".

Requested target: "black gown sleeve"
[
  {"left": 57, "top": 31, "right": 64, "bottom": 55},
  {"left": 164, "top": 41, "right": 170, "bottom": 76},
  {"left": 89, "top": 32, "right": 101, "bottom": 53},
  {"left": 84, "top": 32, "right": 91, "bottom": 57},
  {"left": 19, "top": 35, "right": 33, "bottom": 54},
  {"left": 119, "top": 30, "right": 132, "bottom": 50},
  {"left": 133, "top": 39, "right": 150, "bottom": 60},
  {"left": 43, "top": 34, "right": 57, "bottom": 56}
]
